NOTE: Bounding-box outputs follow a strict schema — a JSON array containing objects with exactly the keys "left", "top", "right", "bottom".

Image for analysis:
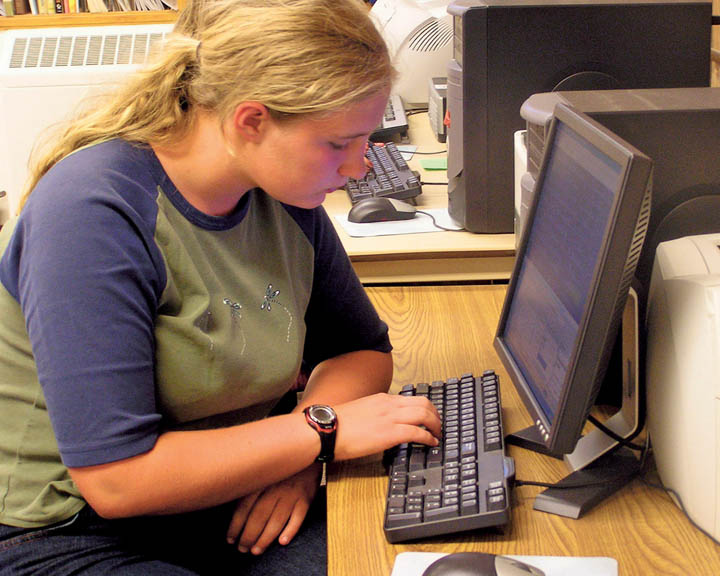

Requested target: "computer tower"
[
  {"left": 645, "top": 233, "right": 720, "bottom": 544},
  {"left": 446, "top": 0, "right": 712, "bottom": 234}
]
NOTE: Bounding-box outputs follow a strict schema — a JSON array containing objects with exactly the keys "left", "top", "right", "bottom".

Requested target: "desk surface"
[
  {"left": 322, "top": 114, "right": 515, "bottom": 284},
  {"left": 327, "top": 284, "right": 720, "bottom": 576}
]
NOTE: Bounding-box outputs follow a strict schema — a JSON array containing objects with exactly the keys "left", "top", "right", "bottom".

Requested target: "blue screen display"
[{"left": 502, "top": 122, "right": 623, "bottom": 421}]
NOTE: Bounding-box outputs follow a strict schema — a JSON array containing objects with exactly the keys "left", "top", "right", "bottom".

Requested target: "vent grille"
[
  {"left": 8, "top": 31, "right": 167, "bottom": 69},
  {"left": 621, "top": 182, "right": 652, "bottom": 292},
  {"left": 526, "top": 120, "right": 548, "bottom": 180},
  {"left": 408, "top": 18, "right": 453, "bottom": 53}
]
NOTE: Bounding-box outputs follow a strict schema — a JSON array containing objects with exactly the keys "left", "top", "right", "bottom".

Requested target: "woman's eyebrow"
[{"left": 335, "top": 130, "right": 371, "bottom": 140}]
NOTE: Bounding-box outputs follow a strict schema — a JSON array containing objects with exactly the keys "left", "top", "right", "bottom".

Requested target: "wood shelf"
[{"left": 0, "top": 12, "right": 178, "bottom": 29}]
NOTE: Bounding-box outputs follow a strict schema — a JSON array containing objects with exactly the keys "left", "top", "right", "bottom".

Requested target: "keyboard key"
[{"left": 386, "top": 511, "right": 422, "bottom": 528}]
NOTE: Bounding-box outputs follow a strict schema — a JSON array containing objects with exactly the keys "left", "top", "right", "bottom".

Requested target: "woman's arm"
[
  {"left": 224, "top": 348, "right": 402, "bottom": 554},
  {"left": 68, "top": 363, "right": 439, "bottom": 520},
  {"left": 294, "top": 348, "right": 394, "bottom": 411}
]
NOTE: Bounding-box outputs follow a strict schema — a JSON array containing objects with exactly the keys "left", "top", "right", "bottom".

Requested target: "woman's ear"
[{"left": 231, "top": 101, "right": 271, "bottom": 142}]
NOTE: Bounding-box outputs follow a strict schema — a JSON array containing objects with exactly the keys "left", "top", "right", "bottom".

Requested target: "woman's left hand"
[{"left": 225, "top": 462, "right": 323, "bottom": 555}]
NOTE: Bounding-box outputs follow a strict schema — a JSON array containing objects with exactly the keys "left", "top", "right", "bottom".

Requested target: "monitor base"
[{"left": 532, "top": 447, "right": 641, "bottom": 519}]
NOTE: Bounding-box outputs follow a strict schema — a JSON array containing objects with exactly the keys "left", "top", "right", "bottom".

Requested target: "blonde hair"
[{"left": 20, "top": 0, "right": 394, "bottom": 210}]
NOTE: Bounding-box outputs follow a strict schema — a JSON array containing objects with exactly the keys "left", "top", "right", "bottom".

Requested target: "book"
[{"left": 13, "top": 0, "right": 30, "bottom": 14}]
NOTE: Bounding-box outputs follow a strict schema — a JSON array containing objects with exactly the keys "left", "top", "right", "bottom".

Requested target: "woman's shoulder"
[{"left": 30, "top": 140, "right": 164, "bottom": 220}]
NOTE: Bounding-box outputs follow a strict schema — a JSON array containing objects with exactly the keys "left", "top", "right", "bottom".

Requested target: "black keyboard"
[
  {"left": 344, "top": 142, "right": 421, "bottom": 205},
  {"left": 383, "top": 371, "right": 514, "bottom": 543},
  {"left": 370, "top": 93, "right": 409, "bottom": 142}
]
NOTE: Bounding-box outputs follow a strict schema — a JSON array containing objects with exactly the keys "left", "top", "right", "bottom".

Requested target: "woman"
[{"left": 0, "top": 0, "right": 441, "bottom": 573}]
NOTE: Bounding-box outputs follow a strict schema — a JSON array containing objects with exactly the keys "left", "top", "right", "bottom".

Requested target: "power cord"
[
  {"left": 405, "top": 107, "right": 430, "bottom": 116},
  {"left": 416, "top": 209, "right": 465, "bottom": 232},
  {"left": 639, "top": 445, "right": 720, "bottom": 546},
  {"left": 586, "top": 414, "right": 646, "bottom": 451}
]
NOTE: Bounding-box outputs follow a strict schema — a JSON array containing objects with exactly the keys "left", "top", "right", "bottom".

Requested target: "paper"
[
  {"left": 391, "top": 552, "right": 618, "bottom": 576},
  {"left": 420, "top": 157, "right": 448, "bottom": 171},
  {"left": 396, "top": 144, "right": 418, "bottom": 161}
]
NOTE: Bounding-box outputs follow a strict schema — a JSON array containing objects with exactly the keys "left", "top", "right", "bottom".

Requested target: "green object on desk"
[{"left": 420, "top": 157, "right": 448, "bottom": 171}]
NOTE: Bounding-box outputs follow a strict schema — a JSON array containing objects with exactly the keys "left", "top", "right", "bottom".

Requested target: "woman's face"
[{"left": 249, "top": 90, "right": 390, "bottom": 209}]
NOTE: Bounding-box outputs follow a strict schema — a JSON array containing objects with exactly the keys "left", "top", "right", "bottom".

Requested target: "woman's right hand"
[{"left": 331, "top": 392, "right": 442, "bottom": 461}]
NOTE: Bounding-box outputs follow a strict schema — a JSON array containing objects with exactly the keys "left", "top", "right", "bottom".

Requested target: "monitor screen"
[{"left": 494, "top": 103, "right": 652, "bottom": 458}]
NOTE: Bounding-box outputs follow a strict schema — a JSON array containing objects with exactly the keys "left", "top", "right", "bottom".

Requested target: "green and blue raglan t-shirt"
[{"left": 0, "top": 139, "right": 391, "bottom": 528}]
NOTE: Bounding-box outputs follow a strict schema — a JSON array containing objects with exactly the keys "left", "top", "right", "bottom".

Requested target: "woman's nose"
[{"left": 339, "top": 145, "right": 369, "bottom": 180}]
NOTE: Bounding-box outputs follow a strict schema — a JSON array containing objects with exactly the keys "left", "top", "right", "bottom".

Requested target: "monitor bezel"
[{"left": 494, "top": 103, "right": 652, "bottom": 457}]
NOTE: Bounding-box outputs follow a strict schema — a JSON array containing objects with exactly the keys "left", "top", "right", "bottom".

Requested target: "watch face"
[{"left": 311, "top": 405, "right": 336, "bottom": 426}]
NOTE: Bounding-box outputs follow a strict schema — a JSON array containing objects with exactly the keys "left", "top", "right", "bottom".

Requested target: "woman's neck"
[{"left": 151, "top": 112, "right": 253, "bottom": 217}]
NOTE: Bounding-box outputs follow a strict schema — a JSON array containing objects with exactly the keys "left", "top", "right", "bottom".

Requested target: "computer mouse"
[
  {"left": 347, "top": 197, "right": 417, "bottom": 223},
  {"left": 422, "top": 552, "right": 545, "bottom": 576}
]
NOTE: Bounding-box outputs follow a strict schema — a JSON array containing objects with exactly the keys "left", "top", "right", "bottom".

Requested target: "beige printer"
[{"left": 645, "top": 233, "right": 720, "bottom": 542}]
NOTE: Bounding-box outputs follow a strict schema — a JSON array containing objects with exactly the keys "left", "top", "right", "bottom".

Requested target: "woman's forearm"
[{"left": 295, "top": 349, "right": 394, "bottom": 411}]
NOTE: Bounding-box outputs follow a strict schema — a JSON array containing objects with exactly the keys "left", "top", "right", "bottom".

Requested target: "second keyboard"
[{"left": 344, "top": 142, "right": 422, "bottom": 205}]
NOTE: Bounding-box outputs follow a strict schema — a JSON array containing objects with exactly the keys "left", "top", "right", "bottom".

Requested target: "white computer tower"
[{"left": 645, "top": 233, "right": 720, "bottom": 542}]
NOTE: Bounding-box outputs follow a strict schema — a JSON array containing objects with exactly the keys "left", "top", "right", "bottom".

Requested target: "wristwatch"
[{"left": 304, "top": 404, "right": 338, "bottom": 463}]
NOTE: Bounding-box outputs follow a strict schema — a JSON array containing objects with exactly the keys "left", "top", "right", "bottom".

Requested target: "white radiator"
[{"left": 0, "top": 24, "right": 172, "bottom": 217}]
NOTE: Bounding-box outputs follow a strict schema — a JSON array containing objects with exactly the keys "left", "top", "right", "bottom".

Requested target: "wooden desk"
[
  {"left": 327, "top": 284, "right": 720, "bottom": 576},
  {"left": 322, "top": 114, "right": 515, "bottom": 284}
]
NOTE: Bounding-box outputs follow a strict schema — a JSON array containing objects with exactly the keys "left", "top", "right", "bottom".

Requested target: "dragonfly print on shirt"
[
  {"left": 223, "top": 297, "right": 247, "bottom": 355},
  {"left": 261, "top": 283, "right": 293, "bottom": 343}
]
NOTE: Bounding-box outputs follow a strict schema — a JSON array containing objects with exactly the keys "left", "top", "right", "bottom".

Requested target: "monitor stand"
[{"left": 507, "top": 287, "right": 644, "bottom": 519}]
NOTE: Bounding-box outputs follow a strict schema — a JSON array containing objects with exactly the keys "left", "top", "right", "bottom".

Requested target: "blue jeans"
[{"left": 0, "top": 490, "right": 327, "bottom": 575}]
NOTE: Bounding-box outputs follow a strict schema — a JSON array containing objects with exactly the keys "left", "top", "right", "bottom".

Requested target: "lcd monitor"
[{"left": 494, "top": 103, "right": 652, "bottom": 517}]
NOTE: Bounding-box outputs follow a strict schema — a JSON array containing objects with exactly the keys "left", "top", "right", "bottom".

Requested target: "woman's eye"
[{"left": 330, "top": 142, "right": 349, "bottom": 151}]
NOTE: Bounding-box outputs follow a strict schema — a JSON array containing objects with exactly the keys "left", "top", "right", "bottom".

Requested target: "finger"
[
  {"left": 389, "top": 398, "right": 442, "bottom": 439},
  {"left": 238, "top": 495, "right": 278, "bottom": 552},
  {"left": 226, "top": 492, "right": 260, "bottom": 545},
  {"left": 251, "top": 497, "right": 309, "bottom": 554},
  {"left": 397, "top": 423, "right": 441, "bottom": 447},
  {"left": 278, "top": 499, "right": 311, "bottom": 546}
]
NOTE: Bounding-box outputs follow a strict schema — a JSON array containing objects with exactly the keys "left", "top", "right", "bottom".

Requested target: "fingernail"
[
  {"left": 251, "top": 546, "right": 263, "bottom": 555},
  {"left": 238, "top": 546, "right": 249, "bottom": 553}
]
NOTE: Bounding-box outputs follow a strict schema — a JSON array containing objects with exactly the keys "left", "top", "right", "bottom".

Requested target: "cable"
[
  {"left": 514, "top": 476, "right": 638, "bottom": 490},
  {"left": 416, "top": 210, "right": 465, "bottom": 232},
  {"left": 410, "top": 150, "right": 447, "bottom": 155},
  {"left": 419, "top": 180, "right": 449, "bottom": 186},
  {"left": 639, "top": 455, "right": 720, "bottom": 546},
  {"left": 512, "top": 429, "right": 649, "bottom": 493},
  {"left": 587, "top": 414, "right": 646, "bottom": 451},
  {"left": 405, "top": 107, "right": 429, "bottom": 116}
]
